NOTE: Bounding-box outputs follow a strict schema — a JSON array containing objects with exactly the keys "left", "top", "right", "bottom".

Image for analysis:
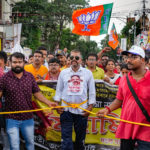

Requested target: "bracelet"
[{"left": 105, "top": 106, "right": 111, "bottom": 113}]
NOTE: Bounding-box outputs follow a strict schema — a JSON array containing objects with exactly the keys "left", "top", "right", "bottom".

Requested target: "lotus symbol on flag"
[{"left": 77, "top": 11, "right": 101, "bottom": 31}]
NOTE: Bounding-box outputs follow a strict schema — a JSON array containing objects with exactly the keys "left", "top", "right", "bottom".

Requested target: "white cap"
[{"left": 122, "top": 45, "right": 145, "bottom": 58}]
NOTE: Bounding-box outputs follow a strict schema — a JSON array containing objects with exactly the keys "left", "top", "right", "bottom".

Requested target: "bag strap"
[{"left": 126, "top": 75, "right": 150, "bottom": 122}]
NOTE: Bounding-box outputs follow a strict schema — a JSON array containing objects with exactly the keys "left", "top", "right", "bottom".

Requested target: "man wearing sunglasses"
[{"left": 54, "top": 50, "right": 96, "bottom": 150}]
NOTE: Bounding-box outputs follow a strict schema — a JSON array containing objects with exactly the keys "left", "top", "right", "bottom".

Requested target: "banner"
[
  {"left": 108, "top": 23, "right": 119, "bottom": 50},
  {"left": 33, "top": 80, "right": 120, "bottom": 150},
  {"left": 3, "top": 24, "right": 23, "bottom": 55},
  {"left": 72, "top": 3, "right": 113, "bottom": 36}
]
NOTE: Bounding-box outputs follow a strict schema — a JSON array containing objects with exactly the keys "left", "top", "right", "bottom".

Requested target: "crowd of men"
[{"left": 0, "top": 45, "right": 150, "bottom": 150}]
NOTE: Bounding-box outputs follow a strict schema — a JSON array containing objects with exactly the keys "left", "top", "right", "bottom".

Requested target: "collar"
[
  {"left": 86, "top": 66, "right": 98, "bottom": 71},
  {"left": 95, "top": 66, "right": 99, "bottom": 71},
  {"left": 70, "top": 65, "right": 83, "bottom": 72},
  {"left": 128, "top": 70, "right": 150, "bottom": 80},
  {"left": 8, "top": 70, "right": 28, "bottom": 78}
]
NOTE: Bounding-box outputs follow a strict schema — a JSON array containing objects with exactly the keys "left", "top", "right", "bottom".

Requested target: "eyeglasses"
[
  {"left": 34, "top": 55, "right": 42, "bottom": 58},
  {"left": 88, "top": 59, "right": 96, "bottom": 62},
  {"left": 49, "top": 64, "right": 59, "bottom": 67},
  {"left": 70, "top": 56, "right": 80, "bottom": 60}
]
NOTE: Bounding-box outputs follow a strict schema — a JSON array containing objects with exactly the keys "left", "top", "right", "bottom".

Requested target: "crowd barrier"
[{"left": 33, "top": 80, "right": 120, "bottom": 150}]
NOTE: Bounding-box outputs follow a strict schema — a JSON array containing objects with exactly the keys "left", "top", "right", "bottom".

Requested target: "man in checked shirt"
[{"left": 0, "top": 52, "right": 57, "bottom": 150}]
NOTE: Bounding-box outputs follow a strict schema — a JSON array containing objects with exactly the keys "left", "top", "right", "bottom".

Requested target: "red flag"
[{"left": 108, "top": 23, "right": 119, "bottom": 49}]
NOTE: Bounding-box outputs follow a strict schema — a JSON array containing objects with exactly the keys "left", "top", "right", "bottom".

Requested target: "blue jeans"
[
  {"left": 60, "top": 111, "right": 88, "bottom": 150},
  {"left": 6, "top": 119, "right": 34, "bottom": 150},
  {"left": 120, "top": 139, "right": 150, "bottom": 150}
]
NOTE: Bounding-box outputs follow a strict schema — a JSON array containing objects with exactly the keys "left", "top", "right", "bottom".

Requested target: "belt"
[{"left": 62, "top": 99, "right": 88, "bottom": 109}]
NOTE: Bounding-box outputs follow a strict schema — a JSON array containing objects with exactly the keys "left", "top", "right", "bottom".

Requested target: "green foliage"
[
  {"left": 75, "top": 40, "right": 98, "bottom": 60},
  {"left": 121, "top": 20, "right": 141, "bottom": 48},
  {"left": 12, "top": 0, "right": 89, "bottom": 53},
  {"left": 100, "top": 35, "right": 118, "bottom": 61},
  {"left": 100, "top": 35, "right": 109, "bottom": 49},
  {"left": 100, "top": 19, "right": 142, "bottom": 60}
]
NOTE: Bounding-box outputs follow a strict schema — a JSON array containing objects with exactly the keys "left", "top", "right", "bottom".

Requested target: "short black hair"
[
  {"left": 34, "top": 50, "right": 43, "bottom": 57},
  {"left": 0, "top": 51, "right": 7, "bottom": 64},
  {"left": 71, "top": 49, "right": 82, "bottom": 57},
  {"left": 121, "top": 64, "right": 128, "bottom": 70},
  {"left": 67, "top": 53, "right": 70, "bottom": 59},
  {"left": 87, "top": 53, "right": 98, "bottom": 60},
  {"left": 29, "top": 54, "right": 33, "bottom": 59},
  {"left": 10, "top": 52, "right": 25, "bottom": 62},
  {"left": 48, "top": 52, "right": 54, "bottom": 56},
  {"left": 48, "top": 58, "right": 60, "bottom": 65},
  {"left": 38, "top": 46, "right": 47, "bottom": 51},
  {"left": 105, "top": 59, "right": 116, "bottom": 66},
  {"left": 101, "top": 54, "right": 109, "bottom": 58}
]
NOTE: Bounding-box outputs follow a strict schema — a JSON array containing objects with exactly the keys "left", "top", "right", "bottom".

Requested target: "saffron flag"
[
  {"left": 72, "top": 3, "right": 113, "bottom": 36},
  {"left": 108, "top": 23, "right": 119, "bottom": 49}
]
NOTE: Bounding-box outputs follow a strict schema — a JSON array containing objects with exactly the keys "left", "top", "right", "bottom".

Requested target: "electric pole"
[{"left": 142, "top": 0, "right": 146, "bottom": 31}]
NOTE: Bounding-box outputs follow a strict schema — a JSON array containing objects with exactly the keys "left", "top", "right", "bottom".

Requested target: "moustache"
[
  {"left": 12, "top": 66, "right": 24, "bottom": 74},
  {"left": 71, "top": 60, "right": 78, "bottom": 63},
  {"left": 15, "top": 66, "right": 22, "bottom": 69},
  {"left": 127, "top": 63, "right": 133, "bottom": 65}
]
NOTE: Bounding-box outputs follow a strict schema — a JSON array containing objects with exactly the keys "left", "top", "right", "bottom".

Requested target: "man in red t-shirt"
[{"left": 97, "top": 45, "right": 150, "bottom": 150}]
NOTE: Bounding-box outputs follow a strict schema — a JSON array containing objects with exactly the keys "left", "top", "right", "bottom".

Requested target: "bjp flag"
[
  {"left": 72, "top": 3, "right": 113, "bottom": 36},
  {"left": 108, "top": 23, "right": 119, "bottom": 49}
]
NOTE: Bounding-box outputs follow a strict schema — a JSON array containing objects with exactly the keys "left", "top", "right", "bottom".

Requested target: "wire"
[{"left": 114, "top": 1, "right": 141, "bottom": 9}]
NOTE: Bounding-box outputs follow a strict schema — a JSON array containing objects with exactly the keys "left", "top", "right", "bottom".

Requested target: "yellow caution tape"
[{"left": 0, "top": 103, "right": 150, "bottom": 127}]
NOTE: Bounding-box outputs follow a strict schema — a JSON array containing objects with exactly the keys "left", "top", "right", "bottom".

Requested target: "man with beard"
[
  {"left": 54, "top": 50, "right": 96, "bottom": 150},
  {"left": 55, "top": 49, "right": 67, "bottom": 71},
  {"left": 24, "top": 50, "right": 48, "bottom": 82},
  {"left": 0, "top": 52, "right": 57, "bottom": 150},
  {"left": 97, "top": 45, "right": 150, "bottom": 150},
  {"left": 86, "top": 53, "right": 104, "bottom": 79},
  {"left": 45, "top": 58, "right": 60, "bottom": 80}
]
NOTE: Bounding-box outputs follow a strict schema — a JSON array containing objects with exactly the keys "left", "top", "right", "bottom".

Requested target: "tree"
[
  {"left": 100, "top": 35, "right": 118, "bottom": 61},
  {"left": 121, "top": 20, "right": 141, "bottom": 48},
  {"left": 12, "top": 0, "right": 49, "bottom": 50},
  {"left": 12, "top": 0, "right": 88, "bottom": 52},
  {"left": 75, "top": 40, "right": 98, "bottom": 59},
  {"left": 47, "top": 27, "right": 80, "bottom": 51}
]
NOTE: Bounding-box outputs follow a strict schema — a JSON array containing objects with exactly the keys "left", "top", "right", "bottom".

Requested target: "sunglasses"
[{"left": 70, "top": 56, "right": 80, "bottom": 60}]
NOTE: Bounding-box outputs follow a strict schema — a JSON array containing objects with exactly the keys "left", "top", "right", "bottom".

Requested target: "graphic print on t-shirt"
[{"left": 67, "top": 75, "right": 84, "bottom": 95}]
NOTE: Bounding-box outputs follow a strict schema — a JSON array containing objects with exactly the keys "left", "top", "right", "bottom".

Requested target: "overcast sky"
[{"left": 89, "top": 0, "right": 150, "bottom": 47}]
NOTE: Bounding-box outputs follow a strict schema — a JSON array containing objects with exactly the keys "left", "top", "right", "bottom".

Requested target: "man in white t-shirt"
[{"left": 54, "top": 50, "right": 96, "bottom": 150}]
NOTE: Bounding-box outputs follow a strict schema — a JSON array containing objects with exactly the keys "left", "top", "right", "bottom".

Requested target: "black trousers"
[
  {"left": 60, "top": 111, "right": 88, "bottom": 150},
  {"left": 120, "top": 139, "right": 136, "bottom": 150},
  {"left": 120, "top": 139, "right": 150, "bottom": 150}
]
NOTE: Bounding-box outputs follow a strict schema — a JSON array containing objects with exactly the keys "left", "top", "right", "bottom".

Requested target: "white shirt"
[
  {"left": 54, "top": 66, "right": 96, "bottom": 114},
  {"left": 43, "top": 60, "right": 49, "bottom": 69},
  {"left": 105, "top": 73, "right": 120, "bottom": 84}
]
